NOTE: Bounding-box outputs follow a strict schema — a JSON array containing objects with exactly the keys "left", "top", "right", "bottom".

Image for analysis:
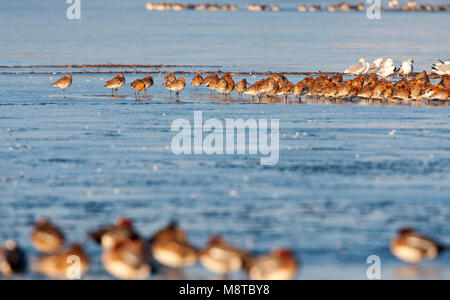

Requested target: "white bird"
[
  {"left": 377, "top": 58, "right": 396, "bottom": 78},
  {"left": 344, "top": 58, "right": 369, "bottom": 75},
  {"left": 367, "top": 58, "right": 384, "bottom": 74},
  {"left": 431, "top": 59, "right": 450, "bottom": 75},
  {"left": 398, "top": 58, "right": 414, "bottom": 76}
]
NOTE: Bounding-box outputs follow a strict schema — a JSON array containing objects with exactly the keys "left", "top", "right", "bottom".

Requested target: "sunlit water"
[{"left": 0, "top": 0, "right": 450, "bottom": 280}]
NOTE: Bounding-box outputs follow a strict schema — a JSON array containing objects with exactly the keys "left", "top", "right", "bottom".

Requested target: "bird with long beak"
[
  {"left": 105, "top": 74, "right": 125, "bottom": 96},
  {"left": 51, "top": 74, "right": 72, "bottom": 98},
  {"left": 33, "top": 244, "right": 89, "bottom": 279},
  {"left": 31, "top": 219, "right": 65, "bottom": 253},
  {"left": 199, "top": 235, "right": 251, "bottom": 276},
  {"left": 89, "top": 218, "right": 140, "bottom": 250},
  {"left": 248, "top": 248, "right": 298, "bottom": 280},
  {"left": 0, "top": 240, "right": 27, "bottom": 276},
  {"left": 150, "top": 222, "right": 198, "bottom": 269},
  {"left": 390, "top": 228, "right": 446, "bottom": 264},
  {"left": 102, "top": 239, "right": 151, "bottom": 280}
]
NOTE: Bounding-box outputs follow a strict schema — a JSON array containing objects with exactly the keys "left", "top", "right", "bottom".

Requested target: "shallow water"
[{"left": 1, "top": 0, "right": 450, "bottom": 280}]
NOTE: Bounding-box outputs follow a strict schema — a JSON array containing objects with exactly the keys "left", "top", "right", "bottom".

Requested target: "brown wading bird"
[
  {"left": 0, "top": 240, "right": 27, "bottom": 276},
  {"left": 142, "top": 75, "right": 154, "bottom": 95},
  {"left": 243, "top": 81, "right": 261, "bottom": 99},
  {"left": 248, "top": 248, "right": 299, "bottom": 280},
  {"left": 33, "top": 244, "right": 89, "bottom": 279},
  {"left": 235, "top": 79, "right": 247, "bottom": 98},
  {"left": 165, "top": 76, "right": 186, "bottom": 98},
  {"left": 102, "top": 239, "right": 151, "bottom": 280},
  {"left": 390, "top": 228, "right": 446, "bottom": 264},
  {"left": 199, "top": 236, "right": 251, "bottom": 276},
  {"left": 89, "top": 217, "right": 141, "bottom": 250},
  {"left": 163, "top": 72, "right": 176, "bottom": 95},
  {"left": 201, "top": 73, "right": 219, "bottom": 93},
  {"left": 105, "top": 73, "right": 125, "bottom": 96},
  {"left": 215, "top": 76, "right": 229, "bottom": 95},
  {"left": 131, "top": 78, "right": 146, "bottom": 99},
  {"left": 191, "top": 73, "right": 203, "bottom": 90},
  {"left": 31, "top": 219, "right": 65, "bottom": 253},
  {"left": 150, "top": 222, "right": 198, "bottom": 269},
  {"left": 51, "top": 74, "right": 72, "bottom": 98}
]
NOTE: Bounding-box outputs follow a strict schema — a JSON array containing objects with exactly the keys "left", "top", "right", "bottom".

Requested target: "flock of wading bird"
[
  {"left": 145, "top": 1, "right": 450, "bottom": 12},
  {"left": 0, "top": 219, "right": 447, "bottom": 280},
  {"left": 51, "top": 58, "right": 450, "bottom": 102}
]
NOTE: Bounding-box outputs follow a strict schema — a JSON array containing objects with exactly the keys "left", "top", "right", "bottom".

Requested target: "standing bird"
[
  {"left": 248, "top": 248, "right": 298, "bottom": 280},
  {"left": 51, "top": 74, "right": 72, "bottom": 98},
  {"left": 32, "top": 244, "right": 89, "bottom": 279},
  {"left": 166, "top": 76, "right": 186, "bottom": 98},
  {"left": 390, "top": 228, "right": 446, "bottom": 264},
  {"left": 131, "top": 79, "right": 147, "bottom": 99},
  {"left": 344, "top": 58, "right": 369, "bottom": 75},
  {"left": 191, "top": 73, "right": 204, "bottom": 90},
  {"left": 105, "top": 74, "right": 125, "bottom": 96},
  {"left": 150, "top": 222, "right": 198, "bottom": 269},
  {"left": 398, "top": 58, "right": 414, "bottom": 76},
  {"left": 235, "top": 79, "right": 247, "bottom": 98},
  {"left": 368, "top": 58, "right": 384, "bottom": 74},
  {"left": 0, "top": 240, "right": 27, "bottom": 276},
  {"left": 102, "top": 239, "right": 151, "bottom": 280},
  {"left": 142, "top": 75, "right": 154, "bottom": 95},
  {"left": 89, "top": 218, "right": 140, "bottom": 250},
  {"left": 31, "top": 219, "right": 65, "bottom": 254},
  {"left": 200, "top": 236, "right": 251, "bottom": 276},
  {"left": 215, "top": 77, "right": 229, "bottom": 96},
  {"left": 201, "top": 73, "right": 219, "bottom": 87},
  {"left": 377, "top": 58, "right": 396, "bottom": 78},
  {"left": 163, "top": 72, "right": 176, "bottom": 90}
]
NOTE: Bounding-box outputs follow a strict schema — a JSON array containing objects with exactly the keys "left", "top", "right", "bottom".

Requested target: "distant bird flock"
[
  {"left": 50, "top": 59, "right": 450, "bottom": 102},
  {"left": 0, "top": 218, "right": 446, "bottom": 279},
  {"left": 145, "top": 1, "right": 450, "bottom": 12}
]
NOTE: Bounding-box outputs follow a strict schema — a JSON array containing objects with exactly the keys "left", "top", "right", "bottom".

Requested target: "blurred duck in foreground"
[
  {"left": 31, "top": 219, "right": 65, "bottom": 253},
  {"left": 150, "top": 222, "right": 198, "bottom": 269},
  {"left": 390, "top": 228, "right": 446, "bottom": 264},
  {"left": 105, "top": 73, "right": 125, "bottom": 96},
  {"left": 89, "top": 217, "right": 140, "bottom": 250},
  {"left": 200, "top": 236, "right": 251, "bottom": 277},
  {"left": 248, "top": 248, "right": 298, "bottom": 280},
  {"left": 0, "top": 240, "right": 27, "bottom": 276},
  {"left": 102, "top": 239, "right": 151, "bottom": 280},
  {"left": 51, "top": 74, "right": 72, "bottom": 98},
  {"left": 33, "top": 244, "right": 89, "bottom": 279}
]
